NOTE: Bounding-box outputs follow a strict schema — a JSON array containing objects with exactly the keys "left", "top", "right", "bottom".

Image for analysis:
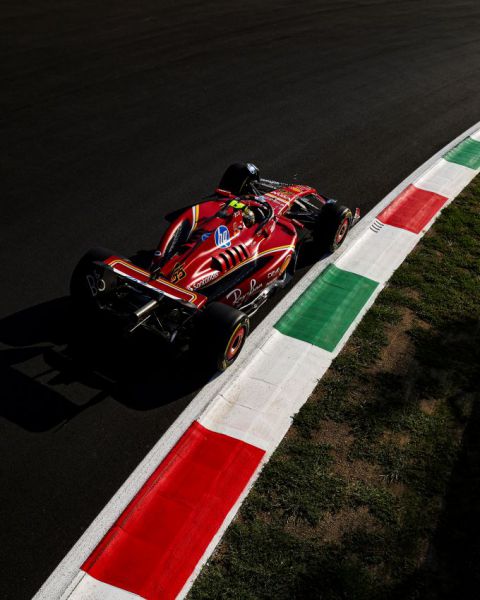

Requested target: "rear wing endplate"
[{"left": 102, "top": 256, "right": 207, "bottom": 309}]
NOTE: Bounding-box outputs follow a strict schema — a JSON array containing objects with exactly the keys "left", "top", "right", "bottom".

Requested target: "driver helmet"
[{"left": 243, "top": 206, "right": 256, "bottom": 227}]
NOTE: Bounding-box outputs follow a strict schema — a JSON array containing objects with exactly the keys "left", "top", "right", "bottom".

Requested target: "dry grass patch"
[
  {"left": 318, "top": 506, "right": 379, "bottom": 544},
  {"left": 420, "top": 398, "right": 439, "bottom": 415}
]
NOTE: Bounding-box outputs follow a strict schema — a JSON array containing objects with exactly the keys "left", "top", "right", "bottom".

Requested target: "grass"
[{"left": 189, "top": 175, "right": 480, "bottom": 600}]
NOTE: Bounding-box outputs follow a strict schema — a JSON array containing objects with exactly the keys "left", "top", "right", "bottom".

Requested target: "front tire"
[
  {"left": 218, "top": 162, "right": 260, "bottom": 196},
  {"left": 193, "top": 302, "right": 250, "bottom": 371},
  {"left": 314, "top": 203, "right": 352, "bottom": 253}
]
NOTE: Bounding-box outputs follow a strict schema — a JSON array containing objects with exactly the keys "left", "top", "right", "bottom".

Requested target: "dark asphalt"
[{"left": 1, "top": 1, "right": 480, "bottom": 598}]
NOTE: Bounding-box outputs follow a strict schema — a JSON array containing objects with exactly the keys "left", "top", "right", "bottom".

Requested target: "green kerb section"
[
  {"left": 275, "top": 265, "right": 379, "bottom": 352},
  {"left": 444, "top": 137, "right": 480, "bottom": 170}
]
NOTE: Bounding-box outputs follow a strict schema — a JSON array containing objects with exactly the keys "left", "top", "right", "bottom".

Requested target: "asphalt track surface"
[{"left": 1, "top": 1, "right": 480, "bottom": 598}]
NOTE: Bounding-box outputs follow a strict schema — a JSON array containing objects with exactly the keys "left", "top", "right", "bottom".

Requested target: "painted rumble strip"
[
  {"left": 376, "top": 185, "right": 448, "bottom": 234},
  {"left": 275, "top": 265, "right": 378, "bottom": 351},
  {"left": 82, "top": 422, "right": 264, "bottom": 600},
  {"left": 444, "top": 136, "right": 480, "bottom": 170},
  {"left": 35, "top": 122, "right": 480, "bottom": 600},
  {"left": 274, "top": 140, "right": 480, "bottom": 353}
]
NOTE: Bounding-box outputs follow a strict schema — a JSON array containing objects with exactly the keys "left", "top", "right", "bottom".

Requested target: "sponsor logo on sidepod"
[
  {"left": 189, "top": 271, "right": 220, "bottom": 290},
  {"left": 215, "top": 225, "right": 231, "bottom": 248},
  {"left": 226, "top": 279, "right": 262, "bottom": 306}
]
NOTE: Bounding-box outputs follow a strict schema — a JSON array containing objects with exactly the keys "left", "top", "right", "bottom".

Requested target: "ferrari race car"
[{"left": 71, "top": 163, "right": 360, "bottom": 370}]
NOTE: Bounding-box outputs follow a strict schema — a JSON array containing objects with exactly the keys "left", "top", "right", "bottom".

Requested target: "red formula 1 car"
[{"left": 71, "top": 163, "right": 359, "bottom": 370}]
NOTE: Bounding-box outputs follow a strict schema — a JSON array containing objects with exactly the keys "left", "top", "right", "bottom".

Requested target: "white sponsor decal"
[
  {"left": 189, "top": 272, "right": 219, "bottom": 290},
  {"left": 267, "top": 268, "right": 280, "bottom": 279},
  {"left": 226, "top": 278, "right": 263, "bottom": 306},
  {"left": 226, "top": 288, "right": 244, "bottom": 305},
  {"left": 86, "top": 270, "right": 105, "bottom": 297}
]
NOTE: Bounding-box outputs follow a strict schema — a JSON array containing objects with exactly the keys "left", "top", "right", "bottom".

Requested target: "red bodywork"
[{"left": 130, "top": 184, "right": 327, "bottom": 310}]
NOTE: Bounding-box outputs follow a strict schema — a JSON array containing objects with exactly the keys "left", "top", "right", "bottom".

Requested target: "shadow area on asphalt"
[
  {"left": 0, "top": 242, "right": 321, "bottom": 434},
  {"left": 0, "top": 296, "right": 213, "bottom": 432}
]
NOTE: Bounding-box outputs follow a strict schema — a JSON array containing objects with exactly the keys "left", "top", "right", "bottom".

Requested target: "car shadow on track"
[
  {"left": 0, "top": 297, "right": 213, "bottom": 432},
  {"left": 0, "top": 242, "right": 326, "bottom": 433}
]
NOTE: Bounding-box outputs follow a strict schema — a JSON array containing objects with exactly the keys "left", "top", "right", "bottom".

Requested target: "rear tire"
[
  {"left": 218, "top": 162, "right": 260, "bottom": 196},
  {"left": 314, "top": 203, "right": 352, "bottom": 253},
  {"left": 70, "top": 246, "right": 117, "bottom": 310},
  {"left": 193, "top": 302, "right": 250, "bottom": 371}
]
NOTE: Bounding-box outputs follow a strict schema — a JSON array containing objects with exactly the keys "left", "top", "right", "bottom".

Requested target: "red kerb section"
[
  {"left": 377, "top": 184, "right": 448, "bottom": 234},
  {"left": 82, "top": 421, "right": 265, "bottom": 599}
]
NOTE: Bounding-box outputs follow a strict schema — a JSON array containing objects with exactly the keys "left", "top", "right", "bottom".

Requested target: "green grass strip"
[
  {"left": 275, "top": 265, "right": 379, "bottom": 351},
  {"left": 444, "top": 137, "right": 480, "bottom": 170}
]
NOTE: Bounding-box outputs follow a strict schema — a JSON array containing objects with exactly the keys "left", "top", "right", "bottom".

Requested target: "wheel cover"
[
  {"left": 226, "top": 324, "right": 246, "bottom": 361},
  {"left": 335, "top": 217, "right": 349, "bottom": 244}
]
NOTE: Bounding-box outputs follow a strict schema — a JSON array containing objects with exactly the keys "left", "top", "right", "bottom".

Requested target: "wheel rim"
[
  {"left": 226, "top": 324, "right": 246, "bottom": 361},
  {"left": 335, "top": 218, "right": 349, "bottom": 244}
]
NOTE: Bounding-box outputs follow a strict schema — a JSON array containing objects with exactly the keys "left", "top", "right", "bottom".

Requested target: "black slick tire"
[
  {"left": 70, "top": 246, "right": 117, "bottom": 310},
  {"left": 193, "top": 301, "right": 250, "bottom": 371},
  {"left": 218, "top": 163, "right": 259, "bottom": 196},
  {"left": 314, "top": 203, "right": 352, "bottom": 253}
]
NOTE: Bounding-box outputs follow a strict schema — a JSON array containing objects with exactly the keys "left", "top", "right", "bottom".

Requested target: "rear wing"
[{"left": 103, "top": 256, "right": 207, "bottom": 309}]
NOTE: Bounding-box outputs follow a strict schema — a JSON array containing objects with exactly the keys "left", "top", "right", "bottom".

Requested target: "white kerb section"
[
  {"left": 415, "top": 159, "right": 476, "bottom": 198},
  {"left": 198, "top": 330, "right": 332, "bottom": 452},
  {"left": 67, "top": 573, "right": 144, "bottom": 600},
  {"left": 335, "top": 220, "right": 418, "bottom": 284}
]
